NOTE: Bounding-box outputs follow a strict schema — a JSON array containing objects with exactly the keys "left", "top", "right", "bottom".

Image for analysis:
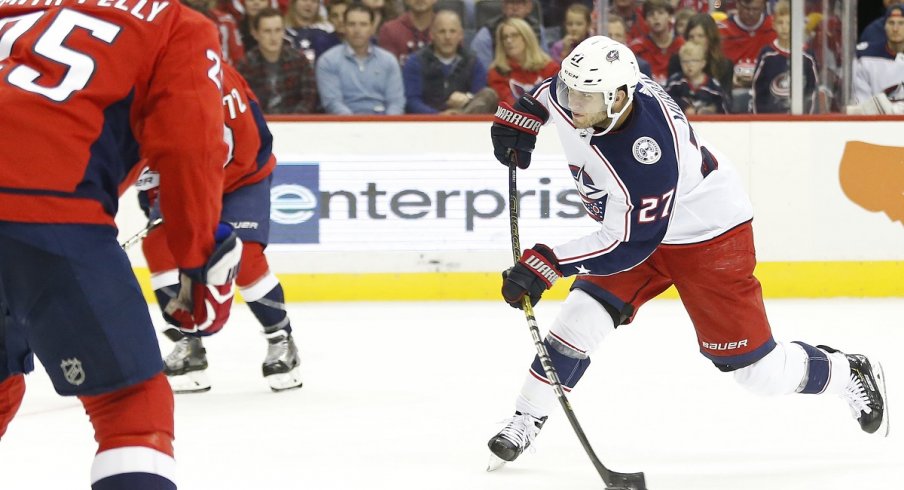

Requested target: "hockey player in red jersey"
[
  {"left": 0, "top": 1, "right": 241, "bottom": 488},
  {"left": 135, "top": 63, "right": 302, "bottom": 393},
  {"left": 485, "top": 36, "right": 889, "bottom": 470}
]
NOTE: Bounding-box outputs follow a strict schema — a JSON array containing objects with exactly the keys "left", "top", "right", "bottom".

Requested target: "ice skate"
[
  {"left": 820, "top": 345, "right": 889, "bottom": 436},
  {"left": 486, "top": 411, "right": 547, "bottom": 471},
  {"left": 163, "top": 336, "right": 211, "bottom": 394},
  {"left": 262, "top": 330, "right": 302, "bottom": 392}
]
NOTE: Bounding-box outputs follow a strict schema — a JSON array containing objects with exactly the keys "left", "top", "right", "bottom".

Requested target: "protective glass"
[{"left": 556, "top": 75, "right": 607, "bottom": 115}]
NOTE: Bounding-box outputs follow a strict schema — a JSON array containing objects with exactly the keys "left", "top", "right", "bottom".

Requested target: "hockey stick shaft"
[
  {"left": 120, "top": 217, "right": 162, "bottom": 250},
  {"left": 507, "top": 162, "right": 647, "bottom": 490}
]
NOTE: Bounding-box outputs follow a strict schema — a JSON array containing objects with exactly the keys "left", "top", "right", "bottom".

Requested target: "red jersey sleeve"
[{"left": 137, "top": 8, "right": 228, "bottom": 270}]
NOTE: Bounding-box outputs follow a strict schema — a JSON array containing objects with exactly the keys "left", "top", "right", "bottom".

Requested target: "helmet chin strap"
[{"left": 596, "top": 90, "right": 633, "bottom": 135}]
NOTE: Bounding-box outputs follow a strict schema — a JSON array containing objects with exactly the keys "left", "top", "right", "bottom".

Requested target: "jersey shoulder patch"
[{"left": 632, "top": 137, "right": 662, "bottom": 165}]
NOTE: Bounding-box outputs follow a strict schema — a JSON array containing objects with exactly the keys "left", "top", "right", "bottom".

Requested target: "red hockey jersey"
[
  {"left": 124, "top": 63, "right": 275, "bottom": 196},
  {"left": 0, "top": 0, "right": 228, "bottom": 270},
  {"left": 221, "top": 63, "right": 276, "bottom": 193},
  {"left": 717, "top": 14, "right": 776, "bottom": 67}
]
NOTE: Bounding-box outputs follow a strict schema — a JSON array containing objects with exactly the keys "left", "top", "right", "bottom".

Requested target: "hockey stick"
[
  {"left": 507, "top": 162, "right": 648, "bottom": 490},
  {"left": 120, "top": 217, "right": 162, "bottom": 250}
]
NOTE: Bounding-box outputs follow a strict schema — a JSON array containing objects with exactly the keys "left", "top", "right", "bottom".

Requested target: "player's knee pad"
[
  {"left": 236, "top": 241, "right": 270, "bottom": 289},
  {"left": 79, "top": 372, "right": 174, "bottom": 456},
  {"left": 732, "top": 342, "right": 808, "bottom": 396},
  {"left": 530, "top": 339, "right": 591, "bottom": 390},
  {"left": 0, "top": 374, "right": 26, "bottom": 438},
  {"left": 547, "top": 289, "right": 616, "bottom": 358}
]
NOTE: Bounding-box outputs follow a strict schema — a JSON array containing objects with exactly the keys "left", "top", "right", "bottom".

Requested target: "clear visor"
[{"left": 556, "top": 75, "right": 608, "bottom": 116}]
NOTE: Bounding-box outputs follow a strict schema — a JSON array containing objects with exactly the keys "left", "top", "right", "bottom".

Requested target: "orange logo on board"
[{"left": 839, "top": 141, "right": 904, "bottom": 226}]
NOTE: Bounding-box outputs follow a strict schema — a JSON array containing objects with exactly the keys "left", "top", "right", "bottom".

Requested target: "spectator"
[
  {"left": 539, "top": 0, "right": 592, "bottom": 40},
  {"left": 850, "top": 4, "right": 904, "bottom": 113},
  {"left": 363, "top": 0, "right": 400, "bottom": 31},
  {"left": 403, "top": 10, "right": 496, "bottom": 113},
  {"left": 239, "top": 0, "right": 271, "bottom": 51},
  {"left": 674, "top": 7, "right": 694, "bottom": 38},
  {"left": 609, "top": 0, "right": 649, "bottom": 44},
  {"left": 285, "top": 0, "right": 341, "bottom": 64},
  {"left": 860, "top": 0, "right": 899, "bottom": 46},
  {"left": 666, "top": 41, "right": 729, "bottom": 114},
  {"left": 629, "top": 0, "right": 684, "bottom": 86},
  {"left": 549, "top": 3, "right": 592, "bottom": 63},
  {"left": 328, "top": 0, "right": 350, "bottom": 39},
  {"left": 751, "top": 1, "right": 818, "bottom": 114},
  {"left": 238, "top": 8, "right": 320, "bottom": 113},
  {"left": 673, "top": 0, "right": 711, "bottom": 11},
  {"left": 608, "top": 13, "right": 653, "bottom": 78},
  {"left": 317, "top": 3, "right": 406, "bottom": 114},
  {"left": 471, "top": 0, "right": 547, "bottom": 72},
  {"left": 717, "top": 0, "right": 776, "bottom": 112},
  {"left": 378, "top": 0, "right": 437, "bottom": 65},
  {"left": 487, "top": 17, "right": 559, "bottom": 106},
  {"left": 183, "top": 0, "right": 246, "bottom": 65},
  {"left": 667, "top": 13, "right": 733, "bottom": 101}
]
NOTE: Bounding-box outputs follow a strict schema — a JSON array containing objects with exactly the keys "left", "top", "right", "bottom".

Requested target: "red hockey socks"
[
  {"left": 0, "top": 374, "right": 25, "bottom": 439},
  {"left": 79, "top": 372, "right": 176, "bottom": 489}
]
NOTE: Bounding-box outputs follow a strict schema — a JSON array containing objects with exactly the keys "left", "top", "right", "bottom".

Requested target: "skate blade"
[
  {"left": 167, "top": 371, "right": 211, "bottom": 394},
  {"left": 874, "top": 361, "right": 890, "bottom": 437},
  {"left": 486, "top": 454, "right": 508, "bottom": 472},
  {"left": 266, "top": 365, "right": 303, "bottom": 392}
]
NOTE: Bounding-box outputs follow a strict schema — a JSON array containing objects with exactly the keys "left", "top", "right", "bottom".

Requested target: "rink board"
[{"left": 118, "top": 117, "right": 904, "bottom": 300}]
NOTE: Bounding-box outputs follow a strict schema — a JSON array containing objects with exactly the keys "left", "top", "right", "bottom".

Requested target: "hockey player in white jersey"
[{"left": 486, "top": 36, "right": 890, "bottom": 469}]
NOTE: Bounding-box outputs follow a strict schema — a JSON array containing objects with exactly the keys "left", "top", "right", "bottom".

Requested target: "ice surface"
[{"left": 2, "top": 299, "right": 902, "bottom": 489}]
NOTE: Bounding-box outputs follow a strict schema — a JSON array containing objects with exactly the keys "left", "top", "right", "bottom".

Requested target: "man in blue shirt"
[{"left": 316, "top": 3, "right": 405, "bottom": 115}]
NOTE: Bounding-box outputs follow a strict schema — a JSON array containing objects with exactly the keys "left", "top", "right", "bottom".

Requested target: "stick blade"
[{"left": 605, "top": 470, "right": 648, "bottom": 490}]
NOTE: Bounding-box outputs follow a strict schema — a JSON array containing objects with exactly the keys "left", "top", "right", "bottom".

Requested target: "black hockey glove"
[
  {"left": 491, "top": 94, "right": 549, "bottom": 169},
  {"left": 502, "top": 244, "right": 561, "bottom": 309}
]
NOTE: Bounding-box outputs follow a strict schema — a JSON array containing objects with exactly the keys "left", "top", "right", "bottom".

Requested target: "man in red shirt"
[
  {"left": 377, "top": 0, "right": 436, "bottom": 66},
  {"left": 629, "top": 0, "right": 684, "bottom": 85},
  {"left": 717, "top": 0, "right": 776, "bottom": 111}
]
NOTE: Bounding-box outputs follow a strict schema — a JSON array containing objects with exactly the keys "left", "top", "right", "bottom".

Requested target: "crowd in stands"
[{"left": 189, "top": 0, "right": 904, "bottom": 116}]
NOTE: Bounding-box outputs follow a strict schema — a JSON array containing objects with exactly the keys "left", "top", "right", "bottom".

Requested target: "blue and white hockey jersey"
[
  {"left": 531, "top": 75, "right": 753, "bottom": 277},
  {"left": 852, "top": 41, "right": 904, "bottom": 104},
  {"left": 751, "top": 41, "right": 818, "bottom": 114}
]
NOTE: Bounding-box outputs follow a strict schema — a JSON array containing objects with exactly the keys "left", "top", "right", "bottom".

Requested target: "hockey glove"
[
  {"left": 502, "top": 244, "right": 561, "bottom": 309},
  {"left": 165, "top": 224, "right": 243, "bottom": 336},
  {"left": 491, "top": 94, "right": 549, "bottom": 169}
]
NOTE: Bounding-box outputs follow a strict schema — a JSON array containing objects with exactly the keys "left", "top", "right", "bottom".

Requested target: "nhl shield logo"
[
  {"left": 60, "top": 358, "right": 86, "bottom": 386},
  {"left": 632, "top": 137, "right": 662, "bottom": 164},
  {"left": 606, "top": 49, "right": 619, "bottom": 63}
]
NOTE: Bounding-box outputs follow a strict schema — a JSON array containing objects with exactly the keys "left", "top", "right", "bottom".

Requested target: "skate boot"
[
  {"left": 163, "top": 336, "right": 211, "bottom": 394},
  {"left": 486, "top": 411, "right": 547, "bottom": 471},
  {"left": 262, "top": 330, "right": 302, "bottom": 392},
  {"left": 819, "top": 345, "right": 889, "bottom": 436}
]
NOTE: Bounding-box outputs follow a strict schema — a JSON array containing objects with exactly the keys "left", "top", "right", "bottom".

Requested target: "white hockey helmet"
[{"left": 556, "top": 36, "right": 640, "bottom": 133}]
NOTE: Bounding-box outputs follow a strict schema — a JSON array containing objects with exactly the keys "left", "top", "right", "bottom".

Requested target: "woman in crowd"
[
  {"left": 667, "top": 13, "right": 733, "bottom": 101},
  {"left": 548, "top": 3, "right": 592, "bottom": 63},
  {"left": 487, "top": 17, "right": 560, "bottom": 106}
]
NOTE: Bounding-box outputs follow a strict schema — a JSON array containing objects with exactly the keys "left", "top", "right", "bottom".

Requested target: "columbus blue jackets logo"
[
  {"left": 606, "top": 49, "right": 619, "bottom": 63},
  {"left": 570, "top": 164, "right": 607, "bottom": 222},
  {"left": 632, "top": 137, "right": 662, "bottom": 164}
]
